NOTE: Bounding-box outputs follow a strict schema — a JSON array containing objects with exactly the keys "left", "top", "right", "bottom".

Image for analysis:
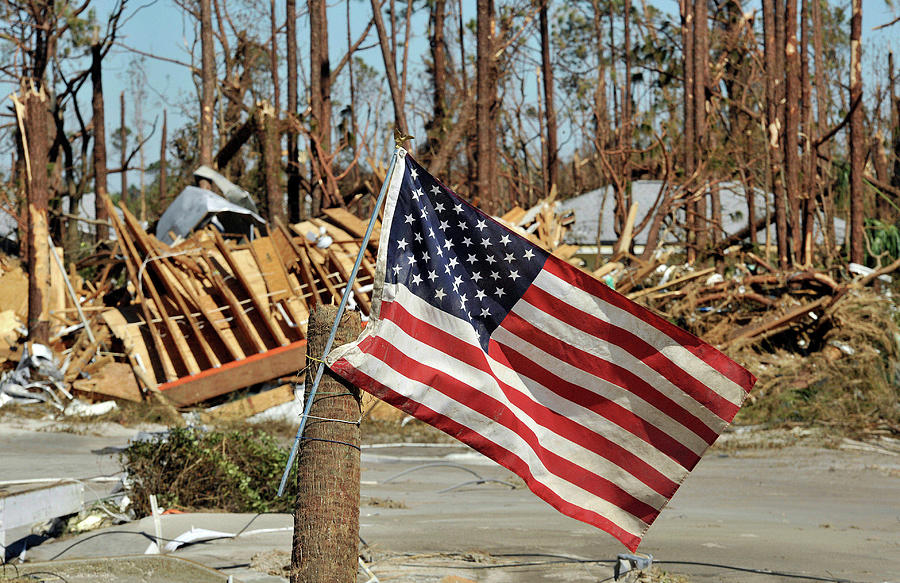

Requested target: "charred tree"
[
  {"left": 120, "top": 92, "right": 127, "bottom": 200},
  {"left": 160, "top": 109, "right": 168, "bottom": 202}
]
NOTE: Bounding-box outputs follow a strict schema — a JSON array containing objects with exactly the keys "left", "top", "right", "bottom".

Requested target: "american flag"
[{"left": 327, "top": 149, "right": 756, "bottom": 550}]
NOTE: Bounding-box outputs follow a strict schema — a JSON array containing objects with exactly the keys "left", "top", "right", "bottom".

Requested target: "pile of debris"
[
  {"left": 0, "top": 188, "right": 580, "bottom": 419},
  {"left": 0, "top": 193, "right": 385, "bottom": 415},
  {"left": 600, "top": 248, "right": 900, "bottom": 433}
]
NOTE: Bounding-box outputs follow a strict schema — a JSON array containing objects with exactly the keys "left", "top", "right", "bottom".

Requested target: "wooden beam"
[
  {"left": 102, "top": 195, "right": 179, "bottom": 381},
  {"left": 201, "top": 250, "right": 269, "bottom": 354},
  {"left": 213, "top": 230, "right": 290, "bottom": 346},
  {"left": 327, "top": 249, "right": 370, "bottom": 315},
  {"left": 158, "top": 339, "right": 308, "bottom": 406}
]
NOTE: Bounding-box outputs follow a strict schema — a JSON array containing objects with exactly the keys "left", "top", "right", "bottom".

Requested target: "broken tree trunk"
[
  {"left": 291, "top": 305, "right": 362, "bottom": 583},
  {"left": 16, "top": 87, "right": 51, "bottom": 343}
]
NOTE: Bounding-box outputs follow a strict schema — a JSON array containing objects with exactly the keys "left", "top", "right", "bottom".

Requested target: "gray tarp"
[{"left": 156, "top": 186, "right": 266, "bottom": 244}]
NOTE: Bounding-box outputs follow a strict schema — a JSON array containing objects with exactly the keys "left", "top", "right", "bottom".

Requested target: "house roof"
[{"left": 559, "top": 180, "right": 846, "bottom": 247}]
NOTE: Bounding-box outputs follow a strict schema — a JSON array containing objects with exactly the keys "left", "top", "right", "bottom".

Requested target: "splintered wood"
[{"left": 85, "top": 195, "right": 378, "bottom": 406}]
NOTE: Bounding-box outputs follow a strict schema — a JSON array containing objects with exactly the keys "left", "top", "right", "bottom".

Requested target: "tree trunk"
[
  {"left": 763, "top": 0, "right": 788, "bottom": 269},
  {"left": 424, "top": 0, "right": 447, "bottom": 164},
  {"left": 784, "top": 0, "right": 801, "bottom": 263},
  {"left": 257, "top": 101, "right": 285, "bottom": 223},
  {"left": 591, "top": 0, "right": 609, "bottom": 152},
  {"left": 160, "top": 109, "right": 168, "bottom": 202},
  {"left": 890, "top": 51, "right": 900, "bottom": 190},
  {"left": 22, "top": 88, "right": 51, "bottom": 344},
  {"left": 290, "top": 305, "right": 362, "bottom": 583},
  {"left": 286, "top": 0, "right": 301, "bottom": 221},
  {"left": 309, "top": 0, "right": 332, "bottom": 215},
  {"left": 539, "top": 0, "right": 558, "bottom": 196},
  {"left": 848, "top": 0, "right": 864, "bottom": 264},
  {"left": 693, "top": 0, "right": 708, "bottom": 255},
  {"left": 813, "top": 0, "right": 834, "bottom": 259},
  {"left": 680, "top": 0, "right": 696, "bottom": 262},
  {"left": 199, "top": 0, "right": 215, "bottom": 172},
  {"left": 476, "top": 0, "right": 498, "bottom": 211},
  {"left": 800, "top": 0, "right": 815, "bottom": 266},
  {"left": 120, "top": 91, "right": 127, "bottom": 200},
  {"left": 91, "top": 43, "right": 109, "bottom": 241},
  {"left": 371, "top": 0, "right": 411, "bottom": 145}
]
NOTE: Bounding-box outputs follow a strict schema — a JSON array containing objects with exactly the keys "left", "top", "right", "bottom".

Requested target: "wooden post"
[{"left": 291, "top": 305, "right": 362, "bottom": 583}]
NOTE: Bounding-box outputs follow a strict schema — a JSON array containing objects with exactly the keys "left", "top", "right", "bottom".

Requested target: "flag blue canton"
[{"left": 384, "top": 156, "right": 550, "bottom": 350}]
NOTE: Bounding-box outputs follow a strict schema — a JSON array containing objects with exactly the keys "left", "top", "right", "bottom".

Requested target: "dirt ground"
[{"left": 1, "top": 412, "right": 898, "bottom": 583}]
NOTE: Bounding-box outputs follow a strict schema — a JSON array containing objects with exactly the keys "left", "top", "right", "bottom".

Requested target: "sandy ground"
[{"left": 1, "top": 414, "right": 898, "bottom": 582}]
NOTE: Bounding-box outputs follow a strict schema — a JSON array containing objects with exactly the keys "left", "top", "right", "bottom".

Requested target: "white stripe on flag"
[
  {"left": 510, "top": 294, "right": 730, "bottom": 436},
  {"left": 369, "top": 288, "right": 670, "bottom": 509},
  {"left": 489, "top": 323, "right": 711, "bottom": 461},
  {"left": 337, "top": 302, "right": 650, "bottom": 539},
  {"left": 533, "top": 269, "right": 747, "bottom": 408}
]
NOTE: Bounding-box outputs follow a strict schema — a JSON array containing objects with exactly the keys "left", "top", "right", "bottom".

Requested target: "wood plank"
[
  {"left": 103, "top": 197, "right": 179, "bottom": 381},
  {"left": 234, "top": 248, "right": 272, "bottom": 315},
  {"left": 212, "top": 231, "right": 290, "bottom": 346},
  {"left": 201, "top": 383, "right": 297, "bottom": 421},
  {"left": 101, "top": 308, "right": 157, "bottom": 385},
  {"left": 64, "top": 327, "right": 111, "bottom": 382},
  {"left": 327, "top": 249, "right": 371, "bottom": 316},
  {"left": 304, "top": 238, "right": 343, "bottom": 303},
  {"left": 201, "top": 250, "right": 269, "bottom": 354},
  {"left": 321, "top": 207, "right": 380, "bottom": 239},
  {"left": 250, "top": 237, "right": 293, "bottom": 302},
  {"left": 159, "top": 339, "right": 308, "bottom": 406},
  {"left": 72, "top": 362, "right": 143, "bottom": 402},
  {"left": 723, "top": 296, "right": 829, "bottom": 346},
  {"left": 281, "top": 223, "right": 323, "bottom": 308},
  {"left": 119, "top": 206, "right": 204, "bottom": 375}
]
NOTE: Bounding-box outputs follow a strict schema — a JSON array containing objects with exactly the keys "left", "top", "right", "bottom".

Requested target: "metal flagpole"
[{"left": 276, "top": 147, "right": 401, "bottom": 497}]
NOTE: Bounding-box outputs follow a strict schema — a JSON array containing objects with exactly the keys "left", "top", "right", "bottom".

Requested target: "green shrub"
[{"left": 121, "top": 426, "right": 296, "bottom": 516}]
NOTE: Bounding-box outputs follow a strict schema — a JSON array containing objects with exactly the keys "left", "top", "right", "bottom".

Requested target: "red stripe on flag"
[
  {"left": 543, "top": 256, "right": 756, "bottom": 393},
  {"left": 486, "top": 339, "right": 701, "bottom": 470},
  {"left": 380, "top": 300, "right": 684, "bottom": 492},
  {"left": 499, "top": 309, "right": 721, "bottom": 446},
  {"left": 522, "top": 282, "right": 740, "bottom": 421},
  {"left": 328, "top": 359, "right": 646, "bottom": 552},
  {"left": 354, "top": 327, "right": 662, "bottom": 523}
]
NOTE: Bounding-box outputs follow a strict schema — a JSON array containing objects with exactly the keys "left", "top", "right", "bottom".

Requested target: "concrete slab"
[
  {"left": 12, "top": 555, "right": 231, "bottom": 582},
  {"left": 4, "top": 417, "right": 899, "bottom": 582}
]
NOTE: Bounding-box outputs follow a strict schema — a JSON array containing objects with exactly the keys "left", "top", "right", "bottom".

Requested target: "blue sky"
[{"left": 3, "top": 1, "right": 898, "bottom": 187}]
